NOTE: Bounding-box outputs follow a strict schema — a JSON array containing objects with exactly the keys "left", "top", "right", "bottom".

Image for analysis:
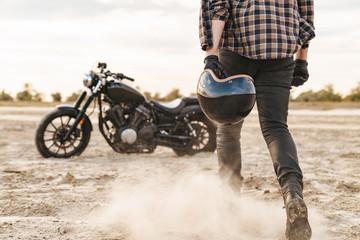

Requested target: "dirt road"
[{"left": 0, "top": 107, "right": 359, "bottom": 239}]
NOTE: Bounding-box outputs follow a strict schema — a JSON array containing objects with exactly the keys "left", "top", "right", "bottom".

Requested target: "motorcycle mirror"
[{"left": 97, "top": 62, "right": 107, "bottom": 69}]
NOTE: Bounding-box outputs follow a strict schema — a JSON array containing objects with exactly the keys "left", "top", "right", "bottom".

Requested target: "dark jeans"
[{"left": 217, "top": 49, "right": 303, "bottom": 193}]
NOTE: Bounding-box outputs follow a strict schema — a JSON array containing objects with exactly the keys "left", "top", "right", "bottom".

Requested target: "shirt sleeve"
[
  {"left": 210, "top": 0, "right": 230, "bottom": 21},
  {"left": 297, "top": 0, "right": 316, "bottom": 48},
  {"left": 199, "top": 0, "right": 212, "bottom": 51},
  {"left": 199, "top": 0, "right": 230, "bottom": 51}
]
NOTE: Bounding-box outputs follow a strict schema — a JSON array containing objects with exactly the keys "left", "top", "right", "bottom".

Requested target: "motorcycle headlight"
[{"left": 83, "top": 73, "right": 94, "bottom": 88}]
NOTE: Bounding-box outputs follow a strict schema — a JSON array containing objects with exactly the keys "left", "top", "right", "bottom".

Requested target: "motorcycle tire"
[
  {"left": 172, "top": 114, "right": 216, "bottom": 156},
  {"left": 35, "top": 109, "right": 91, "bottom": 158}
]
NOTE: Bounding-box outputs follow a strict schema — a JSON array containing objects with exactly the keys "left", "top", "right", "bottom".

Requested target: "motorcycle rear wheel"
[
  {"left": 35, "top": 109, "right": 91, "bottom": 158},
  {"left": 172, "top": 114, "right": 216, "bottom": 156}
]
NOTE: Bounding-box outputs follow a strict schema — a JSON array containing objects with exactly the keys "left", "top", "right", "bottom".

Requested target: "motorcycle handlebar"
[
  {"left": 101, "top": 69, "right": 134, "bottom": 82},
  {"left": 123, "top": 75, "right": 134, "bottom": 81},
  {"left": 97, "top": 62, "right": 107, "bottom": 69},
  {"left": 114, "top": 73, "right": 134, "bottom": 81}
]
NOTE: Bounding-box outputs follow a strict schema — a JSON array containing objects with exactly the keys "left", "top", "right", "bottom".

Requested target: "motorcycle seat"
[
  {"left": 150, "top": 98, "right": 186, "bottom": 115},
  {"left": 182, "top": 96, "right": 199, "bottom": 105}
]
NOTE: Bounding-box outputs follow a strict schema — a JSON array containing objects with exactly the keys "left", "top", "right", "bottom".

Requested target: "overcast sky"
[{"left": 1, "top": 0, "right": 359, "bottom": 100}]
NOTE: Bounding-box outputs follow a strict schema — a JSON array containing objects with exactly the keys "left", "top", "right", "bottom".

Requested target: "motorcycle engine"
[
  {"left": 103, "top": 104, "right": 156, "bottom": 153},
  {"left": 120, "top": 128, "right": 137, "bottom": 144}
]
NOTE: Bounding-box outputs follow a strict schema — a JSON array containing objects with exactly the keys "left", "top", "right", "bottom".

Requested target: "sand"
[{"left": 0, "top": 106, "right": 359, "bottom": 240}]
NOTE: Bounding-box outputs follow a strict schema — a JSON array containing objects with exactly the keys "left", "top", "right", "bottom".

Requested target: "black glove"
[
  {"left": 204, "top": 55, "right": 228, "bottom": 79},
  {"left": 292, "top": 59, "right": 309, "bottom": 87}
]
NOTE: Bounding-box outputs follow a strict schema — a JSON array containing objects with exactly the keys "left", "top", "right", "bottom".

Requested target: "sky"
[{"left": 1, "top": 0, "right": 360, "bottom": 100}]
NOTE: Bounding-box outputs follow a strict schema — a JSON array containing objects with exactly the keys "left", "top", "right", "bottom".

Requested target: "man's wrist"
[
  {"left": 205, "top": 48, "right": 219, "bottom": 57},
  {"left": 294, "top": 59, "right": 308, "bottom": 66},
  {"left": 295, "top": 47, "right": 308, "bottom": 60}
]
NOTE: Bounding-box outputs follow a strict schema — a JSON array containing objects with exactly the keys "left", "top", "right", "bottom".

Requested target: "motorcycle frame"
[{"left": 59, "top": 73, "right": 205, "bottom": 153}]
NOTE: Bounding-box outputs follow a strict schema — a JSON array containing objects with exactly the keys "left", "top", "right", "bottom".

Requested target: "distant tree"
[
  {"left": 142, "top": 89, "right": 183, "bottom": 101},
  {"left": 316, "top": 84, "right": 342, "bottom": 102},
  {"left": 344, "top": 82, "right": 360, "bottom": 101},
  {"left": 16, "top": 83, "right": 33, "bottom": 101},
  {"left": 0, "top": 89, "right": 13, "bottom": 101},
  {"left": 163, "top": 88, "right": 182, "bottom": 101},
  {"left": 66, "top": 91, "right": 81, "bottom": 102},
  {"left": 143, "top": 91, "right": 152, "bottom": 100},
  {"left": 293, "top": 90, "right": 317, "bottom": 102},
  {"left": 33, "top": 92, "right": 43, "bottom": 102},
  {"left": 153, "top": 92, "right": 162, "bottom": 101},
  {"left": 16, "top": 83, "right": 43, "bottom": 101},
  {"left": 51, "top": 92, "right": 62, "bottom": 102},
  {"left": 294, "top": 84, "right": 342, "bottom": 102}
]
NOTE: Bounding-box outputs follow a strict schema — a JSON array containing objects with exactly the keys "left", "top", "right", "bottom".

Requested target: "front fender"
[{"left": 56, "top": 105, "right": 93, "bottom": 131}]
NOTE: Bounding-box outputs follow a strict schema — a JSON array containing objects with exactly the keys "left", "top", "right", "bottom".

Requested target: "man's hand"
[
  {"left": 204, "top": 55, "right": 228, "bottom": 79},
  {"left": 292, "top": 59, "right": 309, "bottom": 87}
]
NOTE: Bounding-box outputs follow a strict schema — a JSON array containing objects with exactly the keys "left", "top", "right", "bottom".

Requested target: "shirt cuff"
[{"left": 212, "top": 9, "right": 229, "bottom": 22}]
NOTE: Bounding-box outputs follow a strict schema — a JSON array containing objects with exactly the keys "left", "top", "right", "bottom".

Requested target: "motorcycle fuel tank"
[{"left": 107, "top": 82, "right": 145, "bottom": 103}]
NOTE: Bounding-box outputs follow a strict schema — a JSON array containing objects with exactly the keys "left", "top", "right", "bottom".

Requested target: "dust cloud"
[{"left": 94, "top": 171, "right": 328, "bottom": 240}]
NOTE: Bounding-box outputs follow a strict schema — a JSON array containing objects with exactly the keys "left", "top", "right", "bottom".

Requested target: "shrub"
[
  {"left": 163, "top": 88, "right": 182, "bottom": 101},
  {"left": 344, "top": 82, "right": 360, "bottom": 101},
  {"left": 66, "top": 91, "right": 82, "bottom": 102},
  {"left": 0, "top": 90, "right": 13, "bottom": 101},
  {"left": 51, "top": 92, "right": 62, "bottom": 102},
  {"left": 294, "top": 84, "right": 342, "bottom": 102},
  {"left": 16, "top": 83, "right": 43, "bottom": 101}
]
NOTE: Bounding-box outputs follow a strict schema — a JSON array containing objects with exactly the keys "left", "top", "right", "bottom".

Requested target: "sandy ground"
[{"left": 0, "top": 106, "right": 359, "bottom": 240}]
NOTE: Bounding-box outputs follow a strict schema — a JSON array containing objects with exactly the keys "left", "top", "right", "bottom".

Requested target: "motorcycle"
[{"left": 35, "top": 62, "right": 217, "bottom": 158}]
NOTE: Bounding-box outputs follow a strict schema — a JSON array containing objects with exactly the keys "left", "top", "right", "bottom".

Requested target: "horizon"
[
  {"left": 1, "top": 0, "right": 359, "bottom": 100},
  {"left": 1, "top": 80, "right": 359, "bottom": 102}
]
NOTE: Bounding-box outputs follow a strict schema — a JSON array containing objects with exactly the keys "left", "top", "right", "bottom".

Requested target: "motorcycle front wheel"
[
  {"left": 35, "top": 109, "right": 91, "bottom": 158},
  {"left": 172, "top": 114, "right": 216, "bottom": 156}
]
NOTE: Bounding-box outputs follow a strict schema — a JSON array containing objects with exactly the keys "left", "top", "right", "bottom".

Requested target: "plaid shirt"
[{"left": 199, "top": 0, "right": 315, "bottom": 59}]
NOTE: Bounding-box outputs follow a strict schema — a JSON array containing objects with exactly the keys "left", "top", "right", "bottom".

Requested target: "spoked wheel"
[
  {"left": 172, "top": 114, "right": 216, "bottom": 156},
  {"left": 35, "top": 109, "right": 91, "bottom": 158}
]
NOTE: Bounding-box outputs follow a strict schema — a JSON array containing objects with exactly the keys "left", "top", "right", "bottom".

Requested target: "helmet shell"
[{"left": 197, "top": 69, "right": 256, "bottom": 125}]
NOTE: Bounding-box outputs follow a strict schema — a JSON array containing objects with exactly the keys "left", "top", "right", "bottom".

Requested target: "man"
[{"left": 199, "top": 0, "right": 315, "bottom": 239}]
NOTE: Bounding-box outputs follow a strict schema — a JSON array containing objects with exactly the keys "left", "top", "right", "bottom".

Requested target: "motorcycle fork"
[{"left": 62, "top": 91, "right": 95, "bottom": 142}]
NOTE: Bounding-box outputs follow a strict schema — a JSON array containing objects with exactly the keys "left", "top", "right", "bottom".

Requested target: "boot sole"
[{"left": 286, "top": 198, "right": 312, "bottom": 240}]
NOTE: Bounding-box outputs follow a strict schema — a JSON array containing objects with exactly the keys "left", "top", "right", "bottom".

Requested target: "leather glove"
[
  {"left": 204, "top": 55, "right": 228, "bottom": 79},
  {"left": 292, "top": 59, "right": 309, "bottom": 87}
]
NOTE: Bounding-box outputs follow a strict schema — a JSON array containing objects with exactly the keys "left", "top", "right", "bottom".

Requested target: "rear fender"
[{"left": 56, "top": 105, "right": 93, "bottom": 131}]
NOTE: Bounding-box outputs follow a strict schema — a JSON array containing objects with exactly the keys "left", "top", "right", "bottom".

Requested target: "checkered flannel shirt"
[{"left": 199, "top": 0, "right": 315, "bottom": 59}]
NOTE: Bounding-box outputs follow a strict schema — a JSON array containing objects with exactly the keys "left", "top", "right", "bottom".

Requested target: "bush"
[
  {"left": 294, "top": 84, "right": 342, "bottom": 102},
  {"left": 16, "top": 83, "right": 43, "bottom": 101},
  {"left": 143, "top": 91, "right": 152, "bottom": 100},
  {"left": 162, "top": 88, "right": 182, "bottom": 101},
  {"left": 51, "top": 92, "right": 62, "bottom": 102},
  {"left": 344, "top": 82, "right": 360, "bottom": 101},
  {"left": 66, "top": 91, "right": 82, "bottom": 102},
  {"left": 0, "top": 90, "right": 13, "bottom": 101},
  {"left": 142, "top": 91, "right": 164, "bottom": 101},
  {"left": 16, "top": 89, "right": 32, "bottom": 101},
  {"left": 33, "top": 93, "right": 43, "bottom": 102}
]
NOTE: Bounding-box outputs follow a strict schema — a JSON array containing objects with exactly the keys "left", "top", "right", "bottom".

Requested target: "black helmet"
[{"left": 197, "top": 69, "right": 256, "bottom": 125}]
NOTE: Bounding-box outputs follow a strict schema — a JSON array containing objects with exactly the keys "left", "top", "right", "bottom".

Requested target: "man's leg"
[
  {"left": 216, "top": 122, "right": 244, "bottom": 193},
  {"left": 216, "top": 50, "right": 257, "bottom": 194},
  {"left": 255, "top": 59, "right": 311, "bottom": 240}
]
